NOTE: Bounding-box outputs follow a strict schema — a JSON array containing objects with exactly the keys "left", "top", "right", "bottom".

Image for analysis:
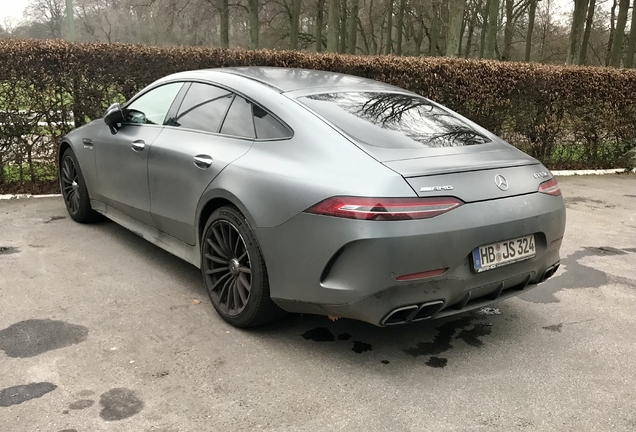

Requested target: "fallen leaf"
[
  {"left": 191, "top": 299, "right": 201, "bottom": 305},
  {"left": 328, "top": 315, "right": 339, "bottom": 322}
]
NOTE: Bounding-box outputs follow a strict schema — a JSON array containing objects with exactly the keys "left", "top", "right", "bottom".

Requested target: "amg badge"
[{"left": 420, "top": 185, "right": 454, "bottom": 192}]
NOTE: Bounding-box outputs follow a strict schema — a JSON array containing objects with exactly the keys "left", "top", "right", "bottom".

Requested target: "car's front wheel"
[
  {"left": 201, "top": 206, "right": 285, "bottom": 328},
  {"left": 59, "top": 148, "right": 97, "bottom": 223}
]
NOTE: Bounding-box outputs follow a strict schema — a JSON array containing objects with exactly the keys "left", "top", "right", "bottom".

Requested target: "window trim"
[{"left": 156, "top": 79, "right": 294, "bottom": 141}]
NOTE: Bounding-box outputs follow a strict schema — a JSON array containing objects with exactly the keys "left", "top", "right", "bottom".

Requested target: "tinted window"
[
  {"left": 125, "top": 82, "right": 183, "bottom": 125},
  {"left": 167, "top": 83, "right": 233, "bottom": 133},
  {"left": 253, "top": 105, "right": 290, "bottom": 139},
  {"left": 299, "top": 92, "right": 490, "bottom": 148},
  {"left": 220, "top": 96, "right": 256, "bottom": 138}
]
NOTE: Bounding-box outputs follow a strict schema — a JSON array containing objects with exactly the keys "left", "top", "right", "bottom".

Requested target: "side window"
[
  {"left": 220, "top": 96, "right": 256, "bottom": 139},
  {"left": 253, "top": 105, "right": 291, "bottom": 139},
  {"left": 125, "top": 83, "right": 183, "bottom": 125},
  {"left": 167, "top": 83, "right": 232, "bottom": 133}
]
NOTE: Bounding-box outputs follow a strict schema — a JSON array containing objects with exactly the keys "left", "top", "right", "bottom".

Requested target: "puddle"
[
  {"left": 301, "top": 327, "right": 335, "bottom": 342},
  {"left": 0, "top": 319, "right": 88, "bottom": 358},
  {"left": 99, "top": 388, "right": 144, "bottom": 421},
  {"left": 0, "top": 383, "right": 57, "bottom": 407}
]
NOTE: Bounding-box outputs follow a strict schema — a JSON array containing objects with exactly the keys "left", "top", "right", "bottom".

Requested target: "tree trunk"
[
  {"left": 480, "top": 0, "right": 490, "bottom": 58},
  {"left": 248, "top": 0, "right": 259, "bottom": 49},
  {"left": 327, "top": 0, "right": 340, "bottom": 51},
  {"left": 347, "top": 0, "right": 359, "bottom": 53},
  {"left": 578, "top": 0, "right": 596, "bottom": 64},
  {"left": 566, "top": 0, "right": 588, "bottom": 64},
  {"left": 395, "top": 0, "right": 406, "bottom": 54},
  {"left": 369, "top": 0, "right": 378, "bottom": 54},
  {"left": 385, "top": 0, "right": 394, "bottom": 54},
  {"left": 219, "top": 0, "right": 229, "bottom": 48},
  {"left": 446, "top": 0, "right": 466, "bottom": 56},
  {"left": 625, "top": 0, "right": 636, "bottom": 67},
  {"left": 339, "top": 0, "right": 348, "bottom": 52},
  {"left": 609, "top": 0, "right": 630, "bottom": 67},
  {"left": 501, "top": 0, "right": 514, "bottom": 60},
  {"left": 483, "top": 0, "right": 499, "bottom": 59},
  {"left": 316, "top": 0, "right": 325, "bottom": 51},
  {"left": 290, "top": 0, "right": 301, "bottom": 49},
  {"left": 465, "top": 2, "right": 477, "bottom": 58},
  {"left": 430, "top": 0, "right": 439, "bottom": 55},
  {"left": 607, "top": 0, "right": 617, "bottom": 65},
  {"left": 525, "top": 0, "right": 537, "bottom": 61}
]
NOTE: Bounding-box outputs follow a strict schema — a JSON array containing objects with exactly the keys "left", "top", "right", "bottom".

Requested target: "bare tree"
[
  {"left": 625, "top": 0, "right": 636, "bottom": 67},
  {"left": 347, "top": 0, "right": 359, "bottom": 53},
  {"left": 483, "top": 0, "right": 499, "bottom": 59},
  {"left": 578, "top": 0, "right": 595, "bottom": 64},
  {"left": 566, "top": 0, "right": 588, "bottom": 64},
  {"left": 447, "top": 0, "right": 467, "bottom": 56},
  {"left": 525, "top": 0, "right": 537, "bottom": 61},
  {"left": 327, "top": 0, "right": 340, "bottom": 51},
  {"left": 27, "top": 0, "right": 66, "bottom": 38},
  {"left": 316, "top": 0, "right": 325, "bottom": 50},
  {"left": 609, "top": 0, "right": 629, "bottom": 66},
  {"left": 384, "top": 0, "right": 393, "bottom": 54}
]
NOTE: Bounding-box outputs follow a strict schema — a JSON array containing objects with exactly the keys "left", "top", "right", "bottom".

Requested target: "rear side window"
[
  {"left": 220, "top": 96, "right": 256, "bottom": 139},
  {"left": 168, "top": 83, "right": 233, "bottom": 133},
  {"left": 253, "top": 105, "right": 291, "bottom": 139},
  {"left": 299, "top": 92, "right": 490, "bottom": 148}
]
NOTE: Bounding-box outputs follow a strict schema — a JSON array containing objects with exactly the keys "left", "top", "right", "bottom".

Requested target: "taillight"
[
  {"left": 305, "top": 196, "right": 463, "bottom": 221},
  {"left": 538, "top": 178, "right": 561, "bottom": 196}
]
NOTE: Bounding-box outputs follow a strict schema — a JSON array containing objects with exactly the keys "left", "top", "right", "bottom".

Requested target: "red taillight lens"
[
  {"left": 305, "top": 196, "right": 464, "bottom": 221},
  {"left": 538, "top": 178, "right": 561, "bottom": 196}
]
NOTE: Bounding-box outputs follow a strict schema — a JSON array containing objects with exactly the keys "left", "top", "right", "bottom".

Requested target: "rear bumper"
[{"left": 256, "top": 192, "right": 565, "bottom": 326}]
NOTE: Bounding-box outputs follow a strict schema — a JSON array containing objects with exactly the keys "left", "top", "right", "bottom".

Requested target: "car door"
[
  {"left": 95, "top": 82, "right": 183, "bottom": 226},
  {"left": 148, "top": 82, "right": 255, "bottom": 245}
]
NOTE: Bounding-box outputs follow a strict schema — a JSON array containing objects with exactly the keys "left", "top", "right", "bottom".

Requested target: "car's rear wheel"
[
  {"left": 201, "top": 206, "right": 285, "bottom": 327},
  {"left": 60, "top": 148, "right": 97, "bottom": 223}
]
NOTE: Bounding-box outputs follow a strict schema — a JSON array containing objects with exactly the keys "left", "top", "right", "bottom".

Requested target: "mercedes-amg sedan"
[{"left": 59, "top": 67, "right": 566, "bottom": 327}]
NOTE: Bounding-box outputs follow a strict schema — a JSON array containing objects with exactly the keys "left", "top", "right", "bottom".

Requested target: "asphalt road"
[{"left": 1, "top": 175, "right": 635, "bottom": 432}]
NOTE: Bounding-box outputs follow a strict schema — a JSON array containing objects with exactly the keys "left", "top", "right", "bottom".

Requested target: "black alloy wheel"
[
  {"left": 59, "top": 148, "right": 97, "bottom": 223},
  {"left": 201, "top": 206, "right": 285, "bottom": 327},
  {"left": 61, "top": 155, "right": 81, "bottom": 215},
  {"left": 203, "top": 219, "right": 252, "bottom": 316}
]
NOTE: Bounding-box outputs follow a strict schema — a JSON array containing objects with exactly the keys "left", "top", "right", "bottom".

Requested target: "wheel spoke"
[
  {"left": 205, "top": 266, "right": 229, "bottom": 275},
  {"left": 210, "top": 272, "right": 232, "bottom": 292},
  {"left": 238, "top": 273, "right": 251, "bottom": 292},
  {"left": 204, "top": 253, "right": 227, "bottom": 265},
  {"left": 226, "top": 278, "right": 235, "bottom": 311},
  {"left": 238, "top": 266, "right": 251, "bottom": 274},
  {"left": 211, "top": 226, "right": 231, "bottom": 258},
  {"left": 237, "top": 250, "right": 247, "bottom": 263},
  {"left": 206, "top": 237, "right": 228, "bottom": 259}
]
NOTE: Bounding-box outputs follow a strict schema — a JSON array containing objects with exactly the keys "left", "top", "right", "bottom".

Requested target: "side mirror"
[{"left": 104, "top": 103, "right": 125, "bottom": 134}]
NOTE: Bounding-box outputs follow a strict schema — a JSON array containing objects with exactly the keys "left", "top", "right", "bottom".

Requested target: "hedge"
[{"left": 1, "top": 38, "right": 636, "bottom": 193}]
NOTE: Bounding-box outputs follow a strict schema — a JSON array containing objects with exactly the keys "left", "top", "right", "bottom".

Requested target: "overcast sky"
[{"left": 1, "top": 0, "right": 30, "bottom": 26}]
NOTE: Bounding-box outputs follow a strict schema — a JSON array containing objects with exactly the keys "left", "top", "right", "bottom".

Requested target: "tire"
[
  {"left": 201, "top": 206, "right": 285, "bottom": 328},
  {"left": 59, "top": 148, "right": 98, "bottom": 223}
]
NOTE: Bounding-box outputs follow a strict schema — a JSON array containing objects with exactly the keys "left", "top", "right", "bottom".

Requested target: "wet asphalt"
[{"left": 0, "top": 174, "right": 635, "bottom": 431}]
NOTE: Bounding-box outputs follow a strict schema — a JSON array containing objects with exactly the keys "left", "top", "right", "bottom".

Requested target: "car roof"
[{"left": 203, "top": 67, "right": 403, "bottom": 94}]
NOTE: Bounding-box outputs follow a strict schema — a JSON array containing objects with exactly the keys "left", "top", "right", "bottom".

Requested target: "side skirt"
[{"left": 91, "top": 199, "right": 201, "bottom": 268}]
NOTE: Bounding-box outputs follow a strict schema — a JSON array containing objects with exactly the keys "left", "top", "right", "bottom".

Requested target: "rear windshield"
[{"left": 299, "top": 92, "right": 490, "bottom": 149}]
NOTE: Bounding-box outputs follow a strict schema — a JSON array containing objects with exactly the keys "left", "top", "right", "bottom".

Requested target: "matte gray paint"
[{"left": 60, "top": 67, "right": 566, "bottom": 325}]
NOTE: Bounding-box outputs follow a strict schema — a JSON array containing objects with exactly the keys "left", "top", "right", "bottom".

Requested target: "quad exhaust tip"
[
  {"left": 381, "top": 301, "right": 445, "bottom": 326},
  {"left": 541, "top": 262, "right": 560, "bottom": 282}
]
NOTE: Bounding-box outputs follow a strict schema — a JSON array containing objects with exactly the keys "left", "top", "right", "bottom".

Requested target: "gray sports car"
[{"left": 59, "top": 67, "right": 566, "bottom": 327}]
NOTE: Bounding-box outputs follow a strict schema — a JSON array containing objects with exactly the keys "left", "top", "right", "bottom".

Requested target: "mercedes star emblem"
[{"left": 495, "top": 174, "right": 509, "bottom": 191}]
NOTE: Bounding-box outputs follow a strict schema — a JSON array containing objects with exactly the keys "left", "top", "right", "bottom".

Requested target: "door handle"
[
  {"left": 193, "top": 155, "right": 213, "bottom": 169},
  {"left": 131, "top": 140, "right": 146, "bottom": 151},
  {"left": 82, "top": 138, "right": 93, "bottom": 149}
]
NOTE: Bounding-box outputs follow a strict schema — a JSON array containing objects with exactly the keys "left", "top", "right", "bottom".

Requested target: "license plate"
[{"left": 472, "top": 235, "right": 536, "bottom": 273}]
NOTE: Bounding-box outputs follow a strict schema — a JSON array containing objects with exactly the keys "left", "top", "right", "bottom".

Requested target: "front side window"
[
  {"left": 299, "top": 92, "right": 490, "bottom": 148},
  {"left": 125, "top": 82, "right": 183, "bottom": 125},
  {"left": 166, "top": 83, "right": 233, "bottom": 133}
]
